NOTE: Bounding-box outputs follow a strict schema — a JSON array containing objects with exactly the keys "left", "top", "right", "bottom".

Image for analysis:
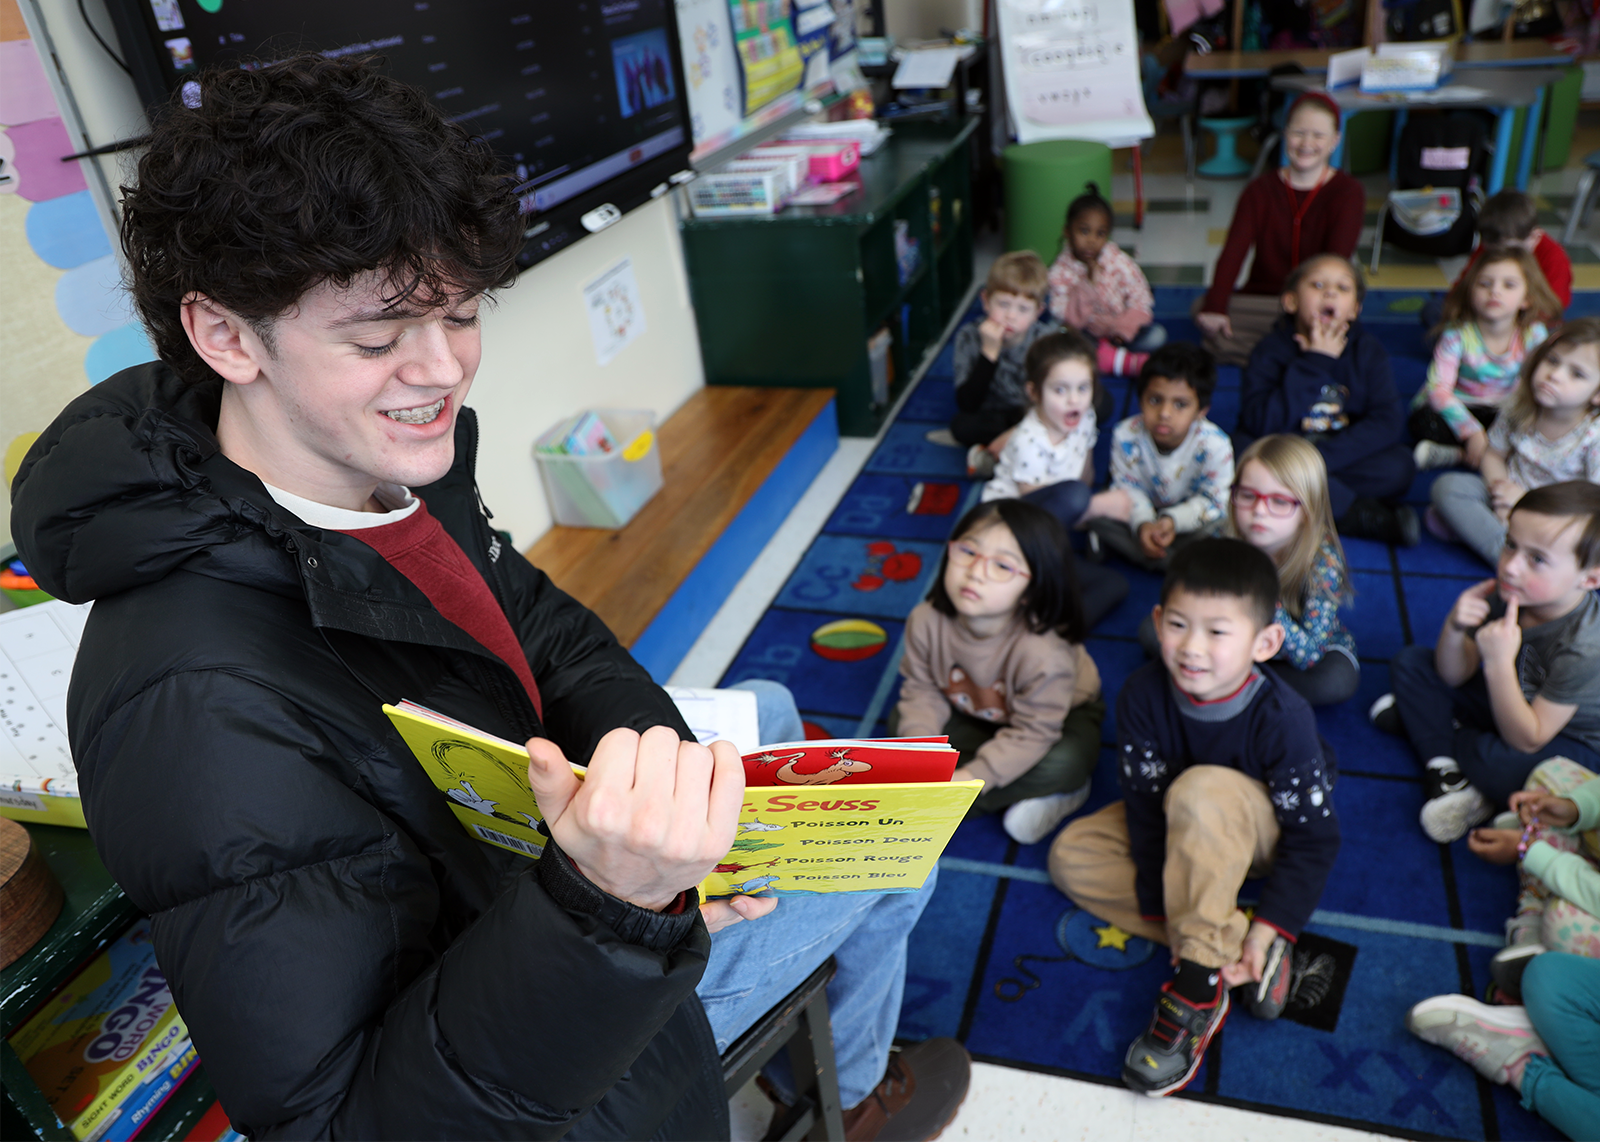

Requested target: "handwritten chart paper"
[{"left": 996, "top": 0, "right": 1153, "bottom": 145}]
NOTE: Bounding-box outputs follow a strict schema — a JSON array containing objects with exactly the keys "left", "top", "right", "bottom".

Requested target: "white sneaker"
[
  {"left": 966, "top": 445, "right": 996, "bottom": 479},
  {"left": 1414, "top": 440, "right": 1465, "bottom": 470},
  {"left": 1368, "top": 692, "right": 1402, "bottom": 736},
  {"left": 1420, "top": 786, "right": 1492, "bottom": 843},
  {"left": 1406, "top": 993, "right": 1546, "bottom": 1086},
  {"left": 925, "top": 428, "right": 961, "bottom": 447},
  {"left": 1002, "top": 785, "right": 1091, "bottom": 845}
]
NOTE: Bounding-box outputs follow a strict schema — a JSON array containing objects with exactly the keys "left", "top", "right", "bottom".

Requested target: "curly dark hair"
[{"left": 121, "top": 53, "right": 523, "bottom": 383}]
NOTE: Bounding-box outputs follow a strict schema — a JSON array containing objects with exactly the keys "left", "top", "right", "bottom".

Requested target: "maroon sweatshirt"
[{"left": 1201, "top": 168, "right": 1365, "bottom": 316}]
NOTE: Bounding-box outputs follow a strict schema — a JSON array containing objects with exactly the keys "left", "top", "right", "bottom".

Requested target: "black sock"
[{"left": 1170, "top": 958, "right": 1222, "bottom": 1005}]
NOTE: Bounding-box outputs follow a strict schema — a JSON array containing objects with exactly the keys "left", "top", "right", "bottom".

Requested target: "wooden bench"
[{"left": 525, "top": 386, "right": 838, "bottom": 680}]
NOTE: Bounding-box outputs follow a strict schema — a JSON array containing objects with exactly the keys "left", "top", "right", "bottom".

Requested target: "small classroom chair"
[{"left": 721, "top": 956, "right": 845, "bottom": 1141}]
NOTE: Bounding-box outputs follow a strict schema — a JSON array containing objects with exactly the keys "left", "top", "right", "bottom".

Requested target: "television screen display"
[{"left": 104, "top": 0, "right": 695, "bottom": 268}]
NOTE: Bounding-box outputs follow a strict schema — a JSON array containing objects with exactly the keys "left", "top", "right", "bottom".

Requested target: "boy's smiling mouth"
[{"left": 383, "top": 396, "right": 447, "bottom": 425}]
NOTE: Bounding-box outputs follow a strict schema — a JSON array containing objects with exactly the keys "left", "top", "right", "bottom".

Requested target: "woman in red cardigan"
[{"left": 1194, "top": 92, "right": 1365, "bottom": 365}]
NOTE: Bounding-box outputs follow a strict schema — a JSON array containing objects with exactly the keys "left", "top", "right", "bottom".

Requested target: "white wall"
[{"left": 12, "top": 0, "right": 705, "bottom": 549}]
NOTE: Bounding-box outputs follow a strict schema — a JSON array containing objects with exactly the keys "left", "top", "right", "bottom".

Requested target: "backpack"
[{"left": 1381, "top": 114, "right": 1488, "bottom": 257}]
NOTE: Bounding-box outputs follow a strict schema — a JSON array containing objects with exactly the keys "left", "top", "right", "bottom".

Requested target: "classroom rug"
[{"left": 716, "top": 284, "right": 1577, "bottom": 1140}]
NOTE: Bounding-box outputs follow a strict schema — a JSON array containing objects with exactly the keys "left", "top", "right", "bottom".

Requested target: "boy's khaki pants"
[{"left": 1047, "top": 766, "right": 1279, "bottom": 969}]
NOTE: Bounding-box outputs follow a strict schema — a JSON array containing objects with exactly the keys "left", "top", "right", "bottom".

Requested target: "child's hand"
[
  {"left": 1450, "top": 578, "right": 1498, "bottom": 633},
  {"left": 1220, "top": 920, "right": 1278, "bottom": 987},
  {"left": 1138, "top": 518, "right": 1176, "bottom": 560},
  {"left": 1510, "top": 790, "right": 1581, "bottom": 829},
  {"left": 1489, "top": 479, "right": 1525, "bottom": 519},
  {"left": 952, "top": 764, "right": 984, "bottom": 787},
  {"left": 1475, "top": 596, "right": 1523, "bottom": 665},
  {"left": 1195, "top": 311, "right": 1232, "bottom": 339},
  {"left": 978, "top": 318, "right": 1005, "bottom": 360},
  {"left": 1466, "top": 827, "right": 1522, "bottom": 865},
  {"left": 700, "top": 894, "right": 779, "bottom": 934},
  {"left": 1463, "top": 429, "right": 1489, "bottom": 469},
  {"left": 988, "top": 428, "right": 1013, "bottom": 455},
  {"left": 1296, "top": 316, "right": 1349, "bottom": 359}
]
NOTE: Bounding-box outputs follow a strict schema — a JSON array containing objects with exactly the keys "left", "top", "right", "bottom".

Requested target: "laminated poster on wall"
[
  {"left": 584, "top": 258, "right": 648, "bottom": 366},
  {"left": 995, "top": 0, "right": 1155, "bottom": 145}
]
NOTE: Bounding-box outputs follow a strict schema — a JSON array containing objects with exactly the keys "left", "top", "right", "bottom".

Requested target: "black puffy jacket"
[{"left": 10, "top": 363, "right": 728, "bottom": 1140}]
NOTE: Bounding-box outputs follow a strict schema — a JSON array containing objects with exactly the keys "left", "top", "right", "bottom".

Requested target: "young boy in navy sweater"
[
  {"left": 1238, "top": 253, "right": 1418, "bottom": 546},
  {"left": 1049, "top": 537, "right": 1340, "bottom": 1097}
]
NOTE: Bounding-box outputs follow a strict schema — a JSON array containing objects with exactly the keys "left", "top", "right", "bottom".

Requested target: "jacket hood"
[{"left": 10, "top": 361, "right": 475, "bottom": 606}]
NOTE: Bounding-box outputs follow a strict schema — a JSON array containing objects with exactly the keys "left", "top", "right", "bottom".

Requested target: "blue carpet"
[{"left": 718, "top": 287, "right": 1561, "bottom": 1138}]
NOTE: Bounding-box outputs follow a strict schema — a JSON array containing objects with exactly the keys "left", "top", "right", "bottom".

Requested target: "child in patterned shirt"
[
  {"left": 1432, "top": 318, "right": 1600, "bottom": 567},
  {"left": 1047, "top": 182, "right": 1163, "bottom": 378},
  {"left": 1228, "top": 435, "right": 1358, "bottom": 707},
  {"left": 1413, "top": 246, "right": 1557, "bottom": 472},
  {"left": 1089, "top": 342, "right": 1233, "bottom": 571}
]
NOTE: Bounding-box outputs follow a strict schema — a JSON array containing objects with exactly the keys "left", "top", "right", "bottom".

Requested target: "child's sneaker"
[
  {"left": 966, "top": 445, "right": 996, "bottom": 479},
  {"left": 1246, "top": 935, "right": 1293, "bottom": 1020},
  {"left": 1490, "top": 942, "right": 1547, "bottom": 1004},
  {"left": 1406, "top": 994, "right": 1546, "bottom": 1086},
  {"left": 1001, "top": 785, "right": 1091, "bottom": 845},
  {"left": 1414, "top": 440, "right": 1464, "bottom": 470},
  {"left": 1367, "top": 693, "right": 1403, "bottom": 737},
  {"left": 1424, "top": 506, "right": 1459, "bottom": 543},
  {"left": 924, "top": 428, "right": 961, "bottom": 447},
  {"left": 1121, "top": 982, "right": 1229, "bottom": 1096},
  {"left": 1420, "top": 786, "right": 1492, "bottom": 843}
]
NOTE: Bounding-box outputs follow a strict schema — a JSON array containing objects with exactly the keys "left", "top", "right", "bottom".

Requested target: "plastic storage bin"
[{"left": 534, "top": 410, "right": 662, "bottom": 528}]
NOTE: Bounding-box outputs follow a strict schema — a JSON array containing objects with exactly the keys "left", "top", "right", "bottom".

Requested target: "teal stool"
[{"left": 1198, "top": 116, "right": 1254, "bottom": 177}]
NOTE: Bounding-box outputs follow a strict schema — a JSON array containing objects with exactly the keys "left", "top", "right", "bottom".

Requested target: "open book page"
[
  {"left": 663, "top": 686, "right": 761, "bottom": 755},
  {"left": 384, "top": 702, "right": 980, "bottom": 897}
]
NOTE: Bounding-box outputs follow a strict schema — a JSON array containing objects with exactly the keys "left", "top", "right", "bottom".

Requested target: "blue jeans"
[
  {"left": 705, "top": 680, "right": 936, "bottom": 1106},
  {"left": 1520, "top": 952, "right": 1600, "bottom": 1140}
]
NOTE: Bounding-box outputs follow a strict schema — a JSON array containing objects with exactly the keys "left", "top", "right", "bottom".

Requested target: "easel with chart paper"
[{"left": 995, "top": 0, "right": 1155, "bottom": 145}]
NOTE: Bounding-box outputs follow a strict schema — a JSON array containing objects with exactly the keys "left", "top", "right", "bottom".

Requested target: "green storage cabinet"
[{"left": 681, "top": 118, "right": 978, "bottom": 437}]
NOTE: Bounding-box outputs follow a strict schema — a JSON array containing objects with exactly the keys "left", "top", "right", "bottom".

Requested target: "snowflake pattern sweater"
[
  {"left": 1109, "top": 415, "right": 1235, "bottom": 532},
  {"left": 1116, "top": 661, "right": 1340, "bottom": 939}
]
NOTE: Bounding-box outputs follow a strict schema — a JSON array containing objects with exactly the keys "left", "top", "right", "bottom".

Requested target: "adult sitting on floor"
[
  {"left": 1193, "top": 92, "right": 1365, "bottom": 367},
  {"left": 9, "top": 55, "right": 968, "bottom": 1141}
]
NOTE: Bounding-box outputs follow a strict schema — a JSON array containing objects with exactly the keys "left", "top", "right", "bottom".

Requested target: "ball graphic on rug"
[{"left": 810, "top": 618, "right": 887, "bottom": 661}]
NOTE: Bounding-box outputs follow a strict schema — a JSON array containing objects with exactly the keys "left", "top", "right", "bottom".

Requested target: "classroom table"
[
  {"left": 1272, "top": 67, "right": 1566, "bottom": 193},
  {"left": 1186, "top": 39, "right": 1573, "bottom": 79}
]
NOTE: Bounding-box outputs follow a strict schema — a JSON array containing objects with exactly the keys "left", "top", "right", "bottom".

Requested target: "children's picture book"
[
  {"left": 383, "top": 700, "right": 980, "bottom": 897},
  {"left": 662, "top": 685, "right": 761, "bottom": 754},
  {"left": 10, "top": 920, "right": 199, "bottom": 1142}
]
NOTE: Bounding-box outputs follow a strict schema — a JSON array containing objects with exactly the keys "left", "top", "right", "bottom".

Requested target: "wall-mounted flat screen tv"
[{"left": 103, "top": 0, "right": 695, "bottom": 269}]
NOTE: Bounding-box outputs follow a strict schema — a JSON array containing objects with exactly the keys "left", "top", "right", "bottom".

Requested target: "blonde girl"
[
  {"left": 1413, "top": 246, "right": 1558, "bottom": 471},
  {"left": 1229, "top": 435, "right": 1358, "bottom": 706},
  {"left": 1432, "top": 317, "right": 1600, "bottom": 567}
]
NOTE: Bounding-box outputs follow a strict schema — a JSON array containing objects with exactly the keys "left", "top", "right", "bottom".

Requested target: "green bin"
[{"left": 1002, "top": 140, "right": 1114, "bottom": 264}]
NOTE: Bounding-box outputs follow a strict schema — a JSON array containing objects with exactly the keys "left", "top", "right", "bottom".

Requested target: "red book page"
[{"left": 741, "top": 739, "right": 957, "bottom": 786}]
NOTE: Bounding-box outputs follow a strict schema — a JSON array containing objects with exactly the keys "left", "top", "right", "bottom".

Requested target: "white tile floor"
[{"left": 679, "top": 153, "right": 1600, "bottom": 1140}]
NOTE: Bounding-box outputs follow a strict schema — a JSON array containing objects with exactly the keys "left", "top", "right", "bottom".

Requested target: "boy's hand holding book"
[{"left": 526, "top": 725, "right": 744, "bottom": 912}]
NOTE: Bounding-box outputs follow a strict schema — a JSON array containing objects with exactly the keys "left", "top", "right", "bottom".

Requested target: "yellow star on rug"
[{"left": 1092, "top": 923, "right": 1132, "bottom": 951}]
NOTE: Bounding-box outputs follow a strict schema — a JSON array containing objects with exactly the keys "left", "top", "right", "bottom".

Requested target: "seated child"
[
  {"left": 1421, "top": 189, "right": 1574, "bottom": 333},
  {"left": 949, "top": 250, "right": 1060, "bottom": 468},
  {"left": 1238, "top": 253, "right": 1418, "bottom": 546},
  {"left": 1431, "top": 318, "right": 1600, "bottom": 567},
  {"left": 894, "top": 500, "right": 1104, "bottom": 845},
  {"left": 1413, "top": 246, "right": 1554, "bottom": 472},
  {"left": 1047, "top": 182, "right": 1163, "bottom": 377},
  {"left": 1466, "top": 758, "right": 1600, "bottom": 1002},
  {"left": 1050, "top": 538, "right": 1340, "bottom": 1098},
  {"left": 1228, "top": 435, "right": 1359, "bottom": 707},
  {"left": 1407, "top": 953, "right": 1600, "bottom": 1142},
  {"left": 1374, "top": 481, "right": 1600, "bottom": 844},
  {"left": 1089, "top": 342, "right": 1233, "bottom": 571}
]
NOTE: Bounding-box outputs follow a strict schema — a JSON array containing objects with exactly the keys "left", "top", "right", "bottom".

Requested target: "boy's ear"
[
  {"left": 181, "top": 295, "right": 266, "bottom": 386},
  {"left": 1150, "top": 603, "right": 1163, "bottom": 636},
  {"left": 1579, "top": 562, "right": 1600, "bottom": 593},
  {"left": 1252, "top": 620, "right": 1285, "bottom": 664}
]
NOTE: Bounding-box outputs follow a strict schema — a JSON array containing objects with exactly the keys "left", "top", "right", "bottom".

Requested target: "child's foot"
[
  {"left": 1245, "top": 935, "right": 1293, "bottom": 1021},
  {"left": 1096, "top": 340, "right": 1149, "bottom": 378},
  {"left": 1121, "top": 973, "right": 1229, "bottom": 1096},
  {"left": 1490, "top": 942, "right": 1547, "bottom": 1004},
  {"left": 1001, "top": 785, "right": 1091, "bottom": 845},
  {"left": 1420, "top": 783, "right": 1492, "bottom": 843},
  {"left": 1367, "top": 693, "right": 1403, "bottom": 736},
  {"left": 1414, "top": 440, "right": 1465, "bottom": 470},
  {"left": 965, "top": 444, "right": 996, "bottom": 479},
  {"left": 1406, "top": 994, "right": 1546, "bottom": 1087},
  {"left": 1424, "top": 506, "right": 1459, "bottom": 543},
  {"left": 1338, "top": 497, "right": 1420, "bottom": 547},
  {"left": 925, "top": 428, "right": 961, "bottom": 447}
]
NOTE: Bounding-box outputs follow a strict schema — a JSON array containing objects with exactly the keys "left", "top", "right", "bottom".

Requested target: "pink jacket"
[{"left": 1047, "top": 240, "right": 1154, "bottom": 343}]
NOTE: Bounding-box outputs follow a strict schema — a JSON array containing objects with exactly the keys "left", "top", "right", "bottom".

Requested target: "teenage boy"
[
  {"left": 1374, "top": 481, "right": 1600, "bottom": 844},
  {"left": 1089, "top": 343, "right": 1235, "bottom": 569},
  {"left": 10, "top": 56, "right": 968, "bottom": 1140},
  {"left": 1049, "top": 538, "right": 1340, "bottom": 1097},
  {"left": 1422, "top": 190, "right": 1574, "bottom": 333}
]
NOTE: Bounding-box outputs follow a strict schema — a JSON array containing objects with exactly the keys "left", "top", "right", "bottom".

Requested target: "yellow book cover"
[{"left": 382, "top": 702, "right": 981, "bottom": 897}]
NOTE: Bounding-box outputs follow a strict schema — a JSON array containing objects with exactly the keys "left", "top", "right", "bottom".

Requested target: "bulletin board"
[
  {"left": 995, "top": 0, "right": 1154, "bottom": 145},
  {"left": 677, "top": 0, "right": 860, "bottom": 161}
]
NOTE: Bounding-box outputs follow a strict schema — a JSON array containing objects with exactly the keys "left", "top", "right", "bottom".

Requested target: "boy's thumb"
[{"left": 526, "top": 737, "right": 578, "bottom": 825}]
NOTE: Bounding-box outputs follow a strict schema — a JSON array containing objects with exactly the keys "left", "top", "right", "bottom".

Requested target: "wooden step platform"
[{"left": 525, "top": 386, "right": 838, "bottom": 681}]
